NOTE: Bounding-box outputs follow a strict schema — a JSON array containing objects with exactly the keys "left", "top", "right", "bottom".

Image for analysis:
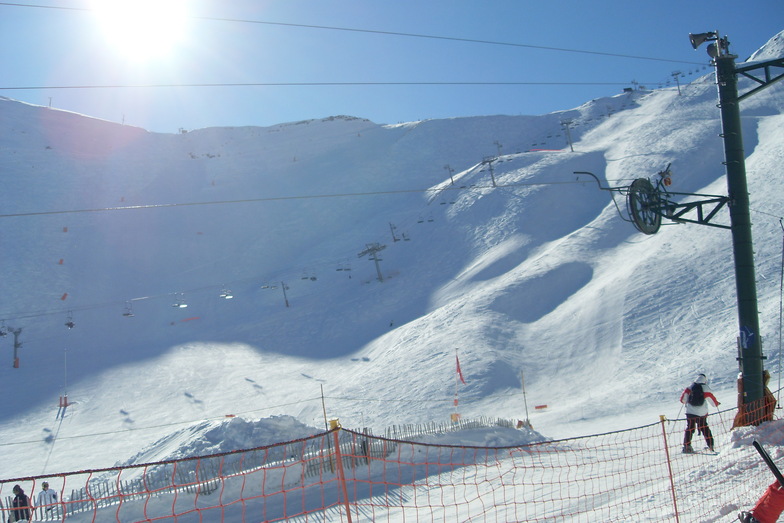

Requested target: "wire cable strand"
[
  {"left": 1, "top": 81, "right": 658, "bottom": 91},
  {"left": 0, "top": 2, "right": 706, "bottom": 66},
  {"left": 0, "top": 179, "right": 589, "bottom": 218}
]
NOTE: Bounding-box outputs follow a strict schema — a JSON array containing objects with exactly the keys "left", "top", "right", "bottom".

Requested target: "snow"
[{"left": 0, "top": 29, "right": 783, "bottom": 521}]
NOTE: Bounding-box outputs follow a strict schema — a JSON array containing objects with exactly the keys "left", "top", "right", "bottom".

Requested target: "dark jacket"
[{"left": 12, "top": 490, "right": 31, "bottom": 521}]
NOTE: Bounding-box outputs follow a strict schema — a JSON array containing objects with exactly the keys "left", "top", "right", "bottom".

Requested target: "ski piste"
[{"left": 753, "top": 440, "right": 784, "bottom": 486}]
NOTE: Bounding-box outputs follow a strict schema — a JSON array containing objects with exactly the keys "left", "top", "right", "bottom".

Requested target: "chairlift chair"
[
  {"left": 172, "top": 294, "right": 188, "bottom": 308},
  {"left": 123, "top": 302, "right": 135, "bottom": 317}
]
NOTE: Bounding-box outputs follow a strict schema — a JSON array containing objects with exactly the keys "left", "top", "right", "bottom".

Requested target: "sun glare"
[{"left": 93, "top": 0, "right": 188, "bottom": 62}]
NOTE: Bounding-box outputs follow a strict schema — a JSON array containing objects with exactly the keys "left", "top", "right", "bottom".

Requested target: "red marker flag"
[{"left": 456, "top": 355, "right": 467, "bottom": 384}]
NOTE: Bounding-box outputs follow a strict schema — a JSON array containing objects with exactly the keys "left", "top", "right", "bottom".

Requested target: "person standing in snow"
[
  {"left": 10, "top": 484, "right": 32, "bottom": 522},
  {"left": 36, "top": 481, "right": 59, "bottom": 518},
  {"left": 679, "top": 373, "right": 720, "bottom": 453}
]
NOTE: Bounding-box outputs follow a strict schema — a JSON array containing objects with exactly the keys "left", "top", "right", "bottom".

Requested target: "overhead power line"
[
  {"left": 0, "top": 179, "right": 591, "bottom": 219},
  {"left": 0, "top": 81, "right": 656, "bottom": 91},
  {"left": 0, "top": 2, "right": 705, "bottom": 66},
  {"left": 193, "top": 17, "right": 706, "bottom": 66}
]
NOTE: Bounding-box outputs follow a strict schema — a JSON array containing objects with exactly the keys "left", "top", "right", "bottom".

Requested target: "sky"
[{"left": 1, "top": 0, "right": 782, "bottom": 133}]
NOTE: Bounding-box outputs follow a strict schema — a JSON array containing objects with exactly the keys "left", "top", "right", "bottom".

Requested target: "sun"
[{"left": 92, "top": 0, "right": 188, "bottom": 62}]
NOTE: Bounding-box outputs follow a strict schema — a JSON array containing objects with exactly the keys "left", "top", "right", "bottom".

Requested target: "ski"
[
  {"left": 753, "top": 440, "right": 784, "bottom": 486},
  {"left": 681, "top": 446, "right": 717, "bottom": 456}
]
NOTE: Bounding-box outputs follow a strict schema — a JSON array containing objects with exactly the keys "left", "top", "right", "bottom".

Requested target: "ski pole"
[
  {"left": 669, "top": 403, "right": 684, "bottom": 435},
  {"left": 715, "top": 402, "right": 727, "bottom": 432}
]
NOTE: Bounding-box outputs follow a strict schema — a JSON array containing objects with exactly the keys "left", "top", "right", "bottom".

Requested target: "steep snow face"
[
  {"left": 747, "top": 29, "right": 784, "bottom": 61},
  {"left": 0, "top": 33, "right": 782, "bottom": 479}
]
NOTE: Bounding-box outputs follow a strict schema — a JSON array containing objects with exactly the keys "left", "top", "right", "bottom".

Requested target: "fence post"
[
  {"left": 331, "top": 428, "right": 354, "bottom": 523},
  {"left": 659, "top": 415, "right": 681, "bottom": 523}
]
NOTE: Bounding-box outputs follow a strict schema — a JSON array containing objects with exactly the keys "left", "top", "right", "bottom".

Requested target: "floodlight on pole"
[
  {"left": 688, "top": 31, "right": 729, "bottom": 59},
  {"left": 688, "top": 31, "right": 717, "bottom": 50}
]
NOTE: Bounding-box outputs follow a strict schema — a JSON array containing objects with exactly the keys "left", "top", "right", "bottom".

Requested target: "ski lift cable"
[
  {"left": 0, "top": 2, "right": 706, "bottom": 66},
  {"left": 1, "top": 81, "right": 677, "bottom": 92},
  {"left": 0, "top": 179, "right": 608, "bottom": 219},
  {"left": 0, "top": 185, "right": 782, "bottom": 328},
  {"left": 3, "top": 197, "right": 782, "bottom": 326},
  {"left": 3, "top": 165, "right": 782, "bottom": 327}
]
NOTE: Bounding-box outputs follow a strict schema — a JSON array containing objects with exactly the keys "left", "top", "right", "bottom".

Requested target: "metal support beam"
[
  {"left": 715, "top": 53, "right": 765, "bottom": 421},
  {"left": 735, "top": 57, "right": 784, "bottom": 102}
]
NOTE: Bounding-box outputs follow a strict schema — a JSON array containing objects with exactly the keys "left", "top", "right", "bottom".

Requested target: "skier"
[
  {"left": 739, "top": 480, "right": 784, "bottom": 522},
  {"left": 10, "top": 484, "right": 32, "bottom": 522},
  {"left": 679, "top": 373, "right": 720, "bottom": 453},
  {"left": 36, "top": 480, "right": 59, "bottom": 517}
]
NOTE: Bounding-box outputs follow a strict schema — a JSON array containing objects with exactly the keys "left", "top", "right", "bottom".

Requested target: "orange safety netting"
[{"left": 0, "top": 401, "right": 780, "bottom": 522}]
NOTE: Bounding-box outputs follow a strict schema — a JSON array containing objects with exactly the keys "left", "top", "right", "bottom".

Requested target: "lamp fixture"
[{"left": 689, "top": 31, "right": 729, "bottom": 58}]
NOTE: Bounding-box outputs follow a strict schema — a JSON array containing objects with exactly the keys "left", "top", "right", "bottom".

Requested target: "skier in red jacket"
[{"left": 679, "top": 373, "right": 720, "bottom": 453}]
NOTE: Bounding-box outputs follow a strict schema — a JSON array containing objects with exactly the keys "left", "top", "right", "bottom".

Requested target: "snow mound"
[{"left": 118, "top": 415, "right": 320, "bottom": 466}]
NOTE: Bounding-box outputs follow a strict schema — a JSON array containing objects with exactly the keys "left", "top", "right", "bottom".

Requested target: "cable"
[
  {"left": 0, "top": 179, "right": 592, "bottom": 219},
  {"left": 0, "top": 81, "right": 658, "bottom": 91},
  {"left": 0, "top": 2, "right": 706, "bottom": 66},
  {"left": 3, "top": 175, "right": 782, "bottom": 326}
]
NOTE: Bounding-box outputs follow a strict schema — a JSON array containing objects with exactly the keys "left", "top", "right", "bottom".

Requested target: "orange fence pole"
[
  {"left": 660, "top": 415, "right": 680, "bottom": 523},
  {"left": 332, "top": 428, "right": 354, "bottom": 523}
]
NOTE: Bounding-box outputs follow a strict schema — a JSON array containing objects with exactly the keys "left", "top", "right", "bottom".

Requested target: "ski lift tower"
[
  {"left": 10, "top": 327, "right": 22, "bottom": 368},
  {"left": 358, "top": 243, "right": 386, "bottom": 282},
  {"left": 688, "top": 32, "right": 784, "bottom": 424},
  {"left": 574, "top": 34, "right": 783, "bottom": 426}
]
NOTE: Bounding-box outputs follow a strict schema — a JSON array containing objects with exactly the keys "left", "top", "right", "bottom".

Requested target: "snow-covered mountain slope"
[{"left": 0, "top": 31, "right": 782, "bottom": 478}]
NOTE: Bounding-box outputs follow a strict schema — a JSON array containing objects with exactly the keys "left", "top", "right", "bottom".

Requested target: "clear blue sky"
[{"left": 1, "top": 0, "right": 781, "bottom": 133}]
